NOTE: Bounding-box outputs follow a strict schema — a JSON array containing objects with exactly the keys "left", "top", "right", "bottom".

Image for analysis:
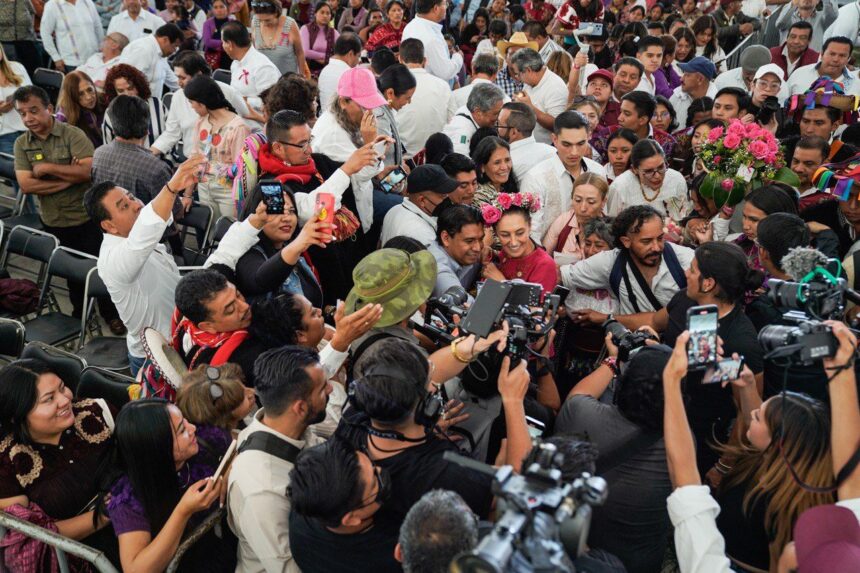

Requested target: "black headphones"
[{"left": 347, "top": 362, "right": 444, "bottom": 437}]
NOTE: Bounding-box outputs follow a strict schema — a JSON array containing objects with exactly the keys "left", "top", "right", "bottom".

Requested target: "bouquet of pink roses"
[{"left": 697, "top": 119, "right": 799, "bottom": 206}]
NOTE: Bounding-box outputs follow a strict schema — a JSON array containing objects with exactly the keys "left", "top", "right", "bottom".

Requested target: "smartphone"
[
  {"left": 577, "top": 22, "right": 604, "bottom": 35},
  {"left": 380, "top": 167, "right": 407, "bottom": 194},
  {"left": 198, "top": 139, "right": 212, "bottom": 180},
  {"left": 461, "top": 279, "right": 511, "bottom": 338},
  {"left": 260, "top": 181, "right": 285, "bottom": 215},
  {"left": 703, "top": 356, "right": 745, "bottom": 385},
  {"left": 315, "top": 192, "right": 335, "bottom": 225},
  {"left": 686, "top": 304, "right": 719, "bottom": 370},
  {"left": 551, "top": 284, "right": 571, "bottom": 303},
  {"left": 212, "top": 439, "right": 238, "bottom": 481},
  {"left": 526, "top": 415, "right": 546, "bottom": 439},
  {"left": 373, "top": 140, "right": 387, "bottom": 159}
]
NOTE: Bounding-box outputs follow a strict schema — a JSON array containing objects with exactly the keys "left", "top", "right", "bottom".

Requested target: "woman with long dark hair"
[
  {"left": 672, "top": 26, "right": 696, "bottom": 74},
  {"left": 374, "top": 63, "right": 416, "bottom": 168},
  {"left": 102, "top": 63, "right": 167, "bottom": 147},
  {"left": 733, "top": 184, "right": 799, "bottom": 281},
  {"left": 471, "top": 136, "right": 518, "bottom": 208},
  {"left": 186, "top": 74, "right": 251, "bottom": 220},
  {"left": 107, "top": 398, "right": 233, "bottom": 572},
  {"left": 365, "top": 0, "right": 406, "bottom": 53},
  {"left": 692, "top": 15, "right": 726, "bottom": 73},
  {"left": 301, "top": 1, "right": 339, "bottom": 76},
  {"left": 56, "top": 70, "right": 105, "bottom": 147}
]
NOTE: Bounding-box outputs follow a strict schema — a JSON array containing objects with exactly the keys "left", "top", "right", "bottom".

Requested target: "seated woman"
[
  {"left": 0, "top": 360, "right": 116, "bottom": 567},
  {"left": 481, "top": 191, "right": 557, "bottom": 294},
  {"left": 365, "top": 0, "right": 406, "bottom": 53},
  {"left": 56, "top": 70, "right": 105, "bottom": 147},
  {"left": 603, "top": 128, "right": 637, "bottom": 183},
  {"left": 107, "top": 399, "right": 235, "bottom": 573},
  {"left": 300, "top": 2, "right": 339, "bottom": 77},
  {"left": 103, "top": 63, "right": 167, "bottom": 148},
  {"left": 175, "top": 363, "right": 257, "bottom": 465},
  {"left": 542, "top": 172, "right": 609, "bottom": 263},
  {"left": 234, "top": 185, "right": 329, "bottom": 306}
]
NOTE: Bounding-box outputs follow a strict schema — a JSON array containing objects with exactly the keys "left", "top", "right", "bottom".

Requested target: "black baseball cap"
[{"left": 407, "top": 164, "right": 459, "bottom": 195}]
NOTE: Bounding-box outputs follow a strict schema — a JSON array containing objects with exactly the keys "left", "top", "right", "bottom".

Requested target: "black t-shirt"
[
  {"left": 288, "top": 511, "right": 402, "bottom": 573},
  {"left": 337, "top": 411, "right": 494, "bottom": 521},
  {"left": 663, "top": 292, "right": 764, "bottom": 435},
  {"left": 716, "top": 482, "right": 771, "bottom": 571}
]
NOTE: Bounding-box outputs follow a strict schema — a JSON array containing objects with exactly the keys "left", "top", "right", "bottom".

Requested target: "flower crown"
[{"left": 480, "top": 192, "right": 541, "bottom": 225}]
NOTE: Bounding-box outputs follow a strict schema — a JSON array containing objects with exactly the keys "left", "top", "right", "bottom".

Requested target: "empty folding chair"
[
  {"left": 76, "top": 267, "right": 130, "bottom": 372},
  {"left": 177, "top": 202, "right": 213, "bottom": 265},
  {"left": 33, "top": 67, "right": 64, "bottom": 106},
  {"left": 0, "top": 225, "right": 60, "bottom": 298},
  {"left": 76, "top": 366, "right": 135, "bottom": 408},
  {"left": 0, "top": 317, "right": 25, "bottom": 362}
]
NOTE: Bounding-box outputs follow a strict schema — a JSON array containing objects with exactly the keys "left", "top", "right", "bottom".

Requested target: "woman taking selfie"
[
  {"left": 56, "top": 71, "right": 105, "bottom": 147},
  {"left": 251, "top": 0, "right": 307, "bottom": 76}
]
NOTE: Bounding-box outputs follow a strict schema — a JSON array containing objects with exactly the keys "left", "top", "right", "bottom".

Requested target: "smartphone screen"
[
  {"left": 461, "top": 279, "right": 511, "bottom": 338},
  {"left": 261, "top": 182, "right": 284, "bottom": 214},
  {"left": 703, "top": 356, "right": 745, "bottom": 385},
  {"left": 686, "top": 305, "right": 718, "bottom": 369},
  {"left": 525, "top": 415, "right": 545, "bottom": 439},
  {"left": 380, "top": 168, "right": 407, "bottom": 193}
]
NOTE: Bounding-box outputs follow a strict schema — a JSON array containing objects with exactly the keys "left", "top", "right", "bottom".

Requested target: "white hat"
[{"left": 754, "top": 63, "right": 785, "bottom": 83}]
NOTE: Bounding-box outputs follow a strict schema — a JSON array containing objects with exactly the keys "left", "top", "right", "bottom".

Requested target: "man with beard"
[
  {"left": 228, "top": 346, "right": 334, "bottom": 573},
  {"left": 561, "top": 205, "right": 694, "bottom": 314}
]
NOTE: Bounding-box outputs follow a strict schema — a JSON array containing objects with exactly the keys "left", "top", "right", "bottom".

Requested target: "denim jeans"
[
  {"left": 128, "top": 353, "right": 146, "bottom": 377},
  {"left": 0, "top": 130, "right": 36, "bottom": 213}
]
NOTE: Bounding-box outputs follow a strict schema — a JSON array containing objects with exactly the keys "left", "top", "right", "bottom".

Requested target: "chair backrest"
[
  {"left": 33, "top": 68, "right": 64, "bottom": 105},
  {"left": 76, "top": 366, "right": 134, "bottom": 408},
  {"left": 163, "top": 91, "right": 174, "bottom": 111},
  {"left": 40, "top": 247, "right": 97, "bottom": 311},
  {"left": 2, "top": 225, "right": 59, "bottom": 266},
  {"left": 20, "top": 341, "right": 87, "bottom": 392},
  {"left": 0, "top": 317, "right": 25, "bottom": 360},
  {"left": 205, "top": 216, "right": 235, "bottom": 257},
  {"left": 178, "top": 203, "right": 213, "bottom": 264},
  {"left": 0, "top": 151, "right": 15, "bottom": 185},
  {"left": 212, "top": 69, "right": 231, "bottom": 85}
]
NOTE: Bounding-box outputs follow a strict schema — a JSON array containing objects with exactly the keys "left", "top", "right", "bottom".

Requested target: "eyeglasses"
[
  {"left": 356, "top": 464, "right": 391, "bottom": 509},
  {"left": 654, "top": 111, "right": 671, "bottom": 119},
  {"left": 640, "top": 164, "right": 667, "bottom": 178},
  {"left": 572, "top": 95, "right": 598, "bottom": 105},
  {"left": 276, "top": 139, "right": 311, "bottom": 152},
  {"left": 494, "top": 123, "right": 511, "bottom": 130},
  {"left": 206, "top": 366, "right": 224, "bottom": 403},
  {"left": 755, "top": 79, "right": 781, "bottom": 90}
]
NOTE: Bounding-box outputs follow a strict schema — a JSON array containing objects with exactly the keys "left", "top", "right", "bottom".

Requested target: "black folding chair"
[
  {"left": 177, "top": 202, "right": 213, "bottom": 265},
  {"left": 162, "top": 91, "right": 174, "bottom": 111},
  {"left": 205, "top": 216, "right": 235, "bottom": 258},
  {"left": 76, "top": 366, "right": 134, "bottom": 408},
  {"left": 33, "top": 68, "right": 64, "bottom": 106},
  {"left": 0, "top": 317, "right": 25, "bottom": 362},
  {"left": 76, "top": 267, "right": 130, "bottom": 372},
  {"left": 20, "top": 340, "right": 86, "bottom": 393},
  {"left": 0, "top": 225, "right": 59, "bottom": 299},
  {"left": 212, "top": 69, "right": 231, "bottom": 85}
]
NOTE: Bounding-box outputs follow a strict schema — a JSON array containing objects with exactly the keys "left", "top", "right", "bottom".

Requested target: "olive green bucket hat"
[{"left": 344, "top": 248, "right": 438, "bottom": 328}]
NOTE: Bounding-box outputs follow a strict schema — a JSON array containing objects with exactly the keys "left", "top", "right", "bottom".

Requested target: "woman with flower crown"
[{"left": 481, "top": 191, "right": 559, "bottom": 294}]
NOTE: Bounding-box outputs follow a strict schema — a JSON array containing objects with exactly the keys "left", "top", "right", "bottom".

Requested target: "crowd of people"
[{"left": 0, "top": 0, "right": 860, "bottom": 571}]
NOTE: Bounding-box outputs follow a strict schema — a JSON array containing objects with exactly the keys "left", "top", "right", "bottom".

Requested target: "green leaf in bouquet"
[{"left": 770, "top": 166, "right": 801, "bottom": 187}]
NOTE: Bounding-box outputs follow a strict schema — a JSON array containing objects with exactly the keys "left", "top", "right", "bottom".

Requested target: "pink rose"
[
  {"left": 748, "top": 140, "right": 769, "bottom": 160},
  {"left": 512, "top": 193, "right": 523, "bottom": 206},
  {"left": 744, "top": 123, "right": 761, "bottom": 137},
  {"left": 723, "top": 134, "right": 742, "bottom": 149},
  {"left": 498, "top": 193, "right": 513, "bottom": 209},
  {"left": 727, "top": 121, "right": 746, "bottom": 137},
  {"left": 481, "top": 204, "right": 502, "bottom": 225},
  {"left": 707, "top": 126, "right": 724, "bottom": 142},
  {"left": 765, "top": 152, "right": 778, "bottom": 164},
  {"left": 721, "top": 178, "right": 734, "bottom": 191},
  {"left": 714, "top": 155, "right": 722, "bottom": 164},
  {"left": 532, "top": 197, "right": 541, "bottom": 211}
]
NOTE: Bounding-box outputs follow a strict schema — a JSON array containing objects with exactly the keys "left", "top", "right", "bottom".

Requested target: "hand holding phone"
[
  {"left": 260, "top": 180, "right": 285, "bottom": 214},
  {"left": 315, "top": 192, "right": 335, "bottom": 242},
  {"left": 686, "top": 305, "right": 718, "bottom": 370},
  {"left": 703, "top": 356, "right": 745, "bottom": 385},
  {"left": 212, "top": 440, "right": 238, "bottom": 482}
]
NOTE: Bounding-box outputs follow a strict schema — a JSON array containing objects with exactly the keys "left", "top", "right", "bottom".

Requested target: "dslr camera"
[
  {"left": 602, "top": 318, "right": 657, "bottom": 362},
  {"left": 756, "top": 96, "right": 780, "bottom": 125}
]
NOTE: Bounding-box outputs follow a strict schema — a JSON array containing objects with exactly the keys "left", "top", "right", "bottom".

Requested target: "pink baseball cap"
[
  {"left": 795, "top": 505, "right": 860, "bottom": 573},
  {"left": 337, "top": 68, "right": 387, "bottom": 110}
]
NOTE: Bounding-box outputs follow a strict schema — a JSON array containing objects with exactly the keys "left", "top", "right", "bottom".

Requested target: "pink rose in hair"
[
  {"left": 532, "top": 197, "right": 541, "bottom": 211},
  {"left": 481, "top": 204, "right": 502, "bottom": 225},
  {"left": 723, "top": 133, "right": 742, "bottom": 149},
  {"left": 512, "top": 193, "right": 523, "bottom": 206},
  {"left": 748, "top": 140, "right": 769, "bottom": 160},
  {"left": 498, "top": 193, "right": 513, "bottom": 209}
]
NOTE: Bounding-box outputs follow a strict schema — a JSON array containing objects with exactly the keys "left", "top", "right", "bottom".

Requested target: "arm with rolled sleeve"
[
  {"left": 292, "top": 168, "right": 351, "bottom": 224},
  {"left": 203, "top": 219, "right": 261, "bottom": 270},
  {"left": 560, "top": 249, "right": 614, "bottom": 292},
  {"left": 151, "top": 96, "right": 183, "bottom": 155},
  {"left": 667, "top": 486, "right": 733, "bottom": 573}
]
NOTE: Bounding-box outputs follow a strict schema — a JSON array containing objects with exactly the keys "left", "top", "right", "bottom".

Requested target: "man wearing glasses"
[
  {"left": 77, "top": 32, "right": 129, "bottom": 88},
  {"left": 442, "top": 82, "right": 505, "bottom": 155}
]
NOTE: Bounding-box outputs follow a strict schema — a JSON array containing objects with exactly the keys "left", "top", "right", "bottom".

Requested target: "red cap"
[{"left": 587, "top": 69, "right": 614, "bottom": 87}]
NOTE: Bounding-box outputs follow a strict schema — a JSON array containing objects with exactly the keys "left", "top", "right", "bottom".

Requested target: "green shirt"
[{"left": 14, "top": 121, "right": 94, "bottom": 228}]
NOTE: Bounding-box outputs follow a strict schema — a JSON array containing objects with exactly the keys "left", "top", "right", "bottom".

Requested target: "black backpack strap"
[
  {"left": 662, "top": 244, "right": 688, "bottom": 290},
  {"left": 627, "top": 259, "right": 664, "bottom": 311},
  {"left": 238, "top": 431, "right": 302, "bottom": 464},
  {"left": 348, "top": 332, "right": 395, "bottom": 378}
]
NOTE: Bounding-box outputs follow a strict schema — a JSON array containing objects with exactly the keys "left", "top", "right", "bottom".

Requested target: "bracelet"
[
  {"left": 715, "top": 460, "right": 732, "bottom": 474},
  {"left": 451, "top": 337, "right": 473, "bottom": 364},
  {"left": 165, "top": 182, "right": 179, "bottom": 195},
  {"left": 601, "top": 356, "right": 618, "bottom": 375}
]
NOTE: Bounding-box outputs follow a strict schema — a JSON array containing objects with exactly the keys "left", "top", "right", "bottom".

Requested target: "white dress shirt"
[
  {"left": 509, "top": 135, "right": 556, "bottom": 183},
  {"left": 443, "top": 107, "right": 479, "bottom": 155},
  {"left": 41, "top": 0, "right": 103, "bottom": 67},
  {"left": 396, "top": 67, "right": 453, "bottom": 157},
  {"left": 380, "top": 197, "right": 437, "bottom": 247},
  {"left": 635, "top": 73, "right": 656, "bottom": 96},
  {"left": 0, "top": 63, "right": 30, "bottom": 136},
  {"left": 606, "top": 168, "right": 690, "bottom": 221},
  {"left": 317, "top": 58, "right": 352, "bottom": 112},
  {"left": 107, "top": 9, "right": 165, "bottom": 42},
  {"left": 521, "top": 153, "right": 606, "bottom": 242},
  {"left": 667, "top": 486, "right": 733, "bottom": 573},
  {"left": 151, "top": 81, "right": 250, "bottom": 157},
  {"left": 230, "top": 46, "right": 281, "bottom": 112},
  {"left": 76, "top": 53, "right": 121, "bottom": 86},
  {"left": 524, "top": 69, "right": 568, "bottom": 144},
  {"left": 311, "top": 111, "right": 383, "bottom": 231},
  {"left": 97, "top": 202, "right": 261, "bottom": 358},
  {"left": 119, "top": 34, "right": 166, "bottom": 96},
  {"left": 669, "top": 82, "right": 718, "bottom": 130},
  {"left": 448, "top": 77, "right": 510, "bottom": 118},
  {"left": 786, "top": 62, "right": 860, "bottom": 97},
  {"left": 401, "top": 15, "right": 464, "bottom": 82},
  {"left": 561, "top": 244, "right": 695, "bottom": 314}
]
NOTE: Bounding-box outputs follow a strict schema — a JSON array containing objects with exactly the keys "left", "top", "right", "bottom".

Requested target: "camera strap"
[{"left": 625, "top": 251, "right": 664, "bottom": 312}]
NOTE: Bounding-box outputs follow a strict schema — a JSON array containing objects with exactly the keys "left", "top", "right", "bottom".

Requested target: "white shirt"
[
  {"left": 230, "top": 46, "right": 281, "bottom": 112},
  {"left": 118, "top": 34, "right": 165, "bottom": 97},
  {"left": 76, "top": 53, "right": 121, "bottom": 86},
  {"left": 98, "top": 202, "right": 261, "bottom": 358},
  {"left": 635, "top": 72, "right": 656, "bottom": 96},
  {"left": 401, "top": 15, "right": 464, "bottom": 82},
  {"left": 696, "top": 44, "right": 727, "bottom": 74},
  {"left": 317, "top": 58, "right": 352, "bottom": 113},
  {"left": 151, "top": 81, "right": 250, "bottom": 157},
  {"left": 786, "top": 62, "right": 860, "bottom": 97},
  {"left": 107, "top": 9, "right": 165, "bottom": 42},
  {"left": 396, "top": 67, "right": 453, "bottom": 157},
  {"left": 670, "top": 82, "right": 718, "bottom": 130},
  {"left": 509, "top": 135, "right": 556, "bottom": 183},
  {"left": 380, "top": 197, "right": 437, "bottom": 247},
  {"left": 41, "top": 0, "right": 103, "bottom": 67},
  {"left": 824, "top": 1, "right": 860, "bottom": 45},
  {"left": 521, "top": 153, "right": 606, "bottom": 242},
  {"left": 448, "top": 77, "right": 510, "bottom": 118},
  {"left": 561, "top": 244, "right": 695, "bottom": 314},
  {"left": 713, "top": 66, "right": 747, "bottom": 92},
  {"left": 311, "top": 111, "right": 383, "bottom": 231},
  {"left": 443, "top": 106, "right": 479, "bottom": 155},
  {"left": 667, "top": 486, "right": 733, "bottom": 573},
  {"left": 524, "top": 69, "right": 568, "bottom": 144},
  {"left": 606, "top": 168, "right": 691, "bottom": 221},
  {"left": 0, "top": 63, "right": 30, "bottom": 136},
  {"left": 228, "top": 410, "right": 324, "bottom": 573}
]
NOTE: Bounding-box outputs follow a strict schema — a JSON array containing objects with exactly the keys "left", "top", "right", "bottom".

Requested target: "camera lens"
[
  {"left": 768, "top": 279, "right": 805, "bottom": 311},
  {"left": 602, "top": 318, "right": 628, "bottom": 341},
  {"left": 758, "top": 324, "right": 798, "bottom": 352}
]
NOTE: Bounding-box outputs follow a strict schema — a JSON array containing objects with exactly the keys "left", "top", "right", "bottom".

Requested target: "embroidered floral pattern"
[{"left": 9, "top": 443, "right": 42, "bottom": 487}]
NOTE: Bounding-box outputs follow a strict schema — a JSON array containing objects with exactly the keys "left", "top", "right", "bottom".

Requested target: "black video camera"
[
  {"left": 414, "top": 286, "right": 470, "bottom": 345},
  {"left": 759, "top": 318, "right": 838, "bottom": 366},
  {"left": 445, "top": 441, "right": 608, "bottom": 573},
  {"left": 756, "top": 96, "right": 780, "bottom": 125},
  {"left": 602, "top": 318, "right": 657, "bottom": 362}
]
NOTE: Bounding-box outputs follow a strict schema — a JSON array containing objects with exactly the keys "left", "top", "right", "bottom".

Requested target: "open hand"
[{"left": 330, "top": 301, "right": 384, "bottom": 351}]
